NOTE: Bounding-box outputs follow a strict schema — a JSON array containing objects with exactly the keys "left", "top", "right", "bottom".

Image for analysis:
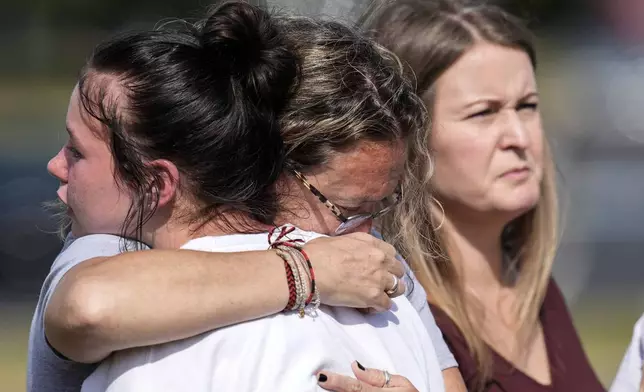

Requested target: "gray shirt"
[
  {"left": 26, "top": 233, "right": 456, "bottom": 392},
  {"left": 26, "top": 234, "right": 126, "bottom": 392},
  {"left": 400, "top": 262, "right": 458, "bottom": 371}
]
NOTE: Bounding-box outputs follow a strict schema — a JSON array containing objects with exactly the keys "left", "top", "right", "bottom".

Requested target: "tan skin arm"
[
  {"left": 45, "top": 232, "right": 405, "bottom": 363},
  {"left": 443, "top": 367, "right": 468, "bottom": 392}
]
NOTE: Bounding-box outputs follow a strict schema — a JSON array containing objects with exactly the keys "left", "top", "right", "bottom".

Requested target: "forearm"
[
  {"left": 442, "top": 368, "right": 467, "bottom": 392},
  {"left": 45, "top": 249, "right": 288, "bottom": 363}
]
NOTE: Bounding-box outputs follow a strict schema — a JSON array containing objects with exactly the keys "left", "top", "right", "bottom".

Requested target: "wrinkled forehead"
[{"left": 436, "top": 44, "right": 537, "bottom": 103}]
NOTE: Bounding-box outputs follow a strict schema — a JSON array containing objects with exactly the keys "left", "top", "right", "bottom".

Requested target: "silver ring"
[
  {"left": 385, "top": 275, "right": 399, "bottom": 297},
  {"left": 382, "top": 370, "right": 392, "bottom": 387}
]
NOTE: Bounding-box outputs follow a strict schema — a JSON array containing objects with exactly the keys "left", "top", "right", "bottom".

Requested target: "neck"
[{"left": 143, "top": 207, "right": 269, "bottom": 249}]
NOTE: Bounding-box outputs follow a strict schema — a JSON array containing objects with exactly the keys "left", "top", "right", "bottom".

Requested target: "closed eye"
[
  {"left": 338, "top": 190, "right": 400, "bottom": 215},
  {"left": 466, "top": 108, "right": 496, "bottom": 119},
  {"left": 65, "top": 144, "right": 83, "bottom": 160},
  {"left": 517, "top": 102, "right": 538, "bottom": 111}
]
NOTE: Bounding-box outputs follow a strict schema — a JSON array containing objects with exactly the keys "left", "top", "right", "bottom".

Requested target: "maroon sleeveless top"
[{"left": 429, "top": 279, "right": 605, "bottom": 392}]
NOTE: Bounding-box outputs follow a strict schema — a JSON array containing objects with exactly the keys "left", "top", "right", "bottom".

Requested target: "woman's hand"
[
  {"left": 318, "top": 361, "right": 419, "bottom": 392},
  {"left": 303, "top": 232, "right": 407, "bottom": 312}
]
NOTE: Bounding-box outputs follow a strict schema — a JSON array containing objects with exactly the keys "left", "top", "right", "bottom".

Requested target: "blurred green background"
[{"left": 3, "top": 0, "right": 644, "bottom": 391}]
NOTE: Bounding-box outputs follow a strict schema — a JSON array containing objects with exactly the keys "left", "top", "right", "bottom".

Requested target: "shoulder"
[
  {"left": 370, "top": 229, "right": 458, "bottom": 370},
  {"left": 541, "top": 277, "right": 566, "bottom": 308},
  {"left": 56, "top": 234, "right": 142, "bottom": 266},
  {"left": 634, "top": 314, "right": 644, "bottom": 344},
  {"left": 540, "top": 277, "right": 578, "bottom": 329},
  {"left": 427, "top": 304, "right": 464, "bottom": 343},
  {"left": 46, "top": 234, "right": 135, "bottom": 296},
  {"left": 416, "top": 303, "right": 458, "bottom": 370},
  {"left": 26, "top": 235, "right": 130, "bottom": 390},
  {"left": 427, "top": 304, "right": 476, "bottom": 373},
  {"left": 38, "top": 234, "right": 144, "bottom": 328},
  {"left": 541, "top": 277, "right": 605, "bottom": 389}
]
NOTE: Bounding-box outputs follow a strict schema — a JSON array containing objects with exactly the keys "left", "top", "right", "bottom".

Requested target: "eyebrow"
[
  {"left": 520, "top": 92, "right": 539, "bottom": 100},
  {"left": 65, "top": 125, "right": 78, "bottom": 143}
]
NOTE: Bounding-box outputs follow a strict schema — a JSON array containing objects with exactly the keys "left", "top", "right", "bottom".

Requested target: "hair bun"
[{"left": 198, "top": 1, "right": 298, "bottom": 110}]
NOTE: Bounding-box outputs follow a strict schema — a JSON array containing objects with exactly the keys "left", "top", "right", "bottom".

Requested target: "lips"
[
  {"left": 501, "top": 167, "right": 531, "bottom": 180},
  {"left": 56, "top": 185, "right": 69, "bottom": 209},
  {"left": 503, "top": 167, "right": 529, "bottom": 175}
]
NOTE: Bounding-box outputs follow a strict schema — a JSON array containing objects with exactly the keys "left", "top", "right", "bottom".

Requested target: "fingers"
[
  {"left": 317, "top": 362, "right": 418, "bottom": 391},
  {"left": 345, "top": 232, "right": 398, "bottom": 265},
  {"left": 391, "top": 277, "right": 407, "bottom": 298},
  {"left": 372, "top": 239, "right": 397, "bottom": 262},
  {"left": 351, "top": 362, "right": 416, "bottom": 389},
  {"left": 370, "top": 240, "right": 404, "bottom": 279},
  {"left": 317, "top": 370, "right": 374, "bottom": 392},
  {"left": 344, "top": 233, "right": 405, "bottom": 282},
  {"left": 352, "top": 361, "right": 387, "bottom": 387},
  {"left": 381, "top": 272, "right": 406, "bottom": 299},
  {"left": 370, "top": 296, "right": 393, "bottom": 313},
  {"left": 305, "top": 231, "right": 407, "bottom": 310},
  {"left": 387, "top": 259, "right": 405, "bottom": 279},
  {"left": 334, "top": 232, "right": 402, "bottom": 273}
]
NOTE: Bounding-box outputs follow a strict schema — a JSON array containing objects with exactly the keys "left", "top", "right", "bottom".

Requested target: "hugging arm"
[{"left": 45, "top": 232, "right": 405, "bottom": 363}]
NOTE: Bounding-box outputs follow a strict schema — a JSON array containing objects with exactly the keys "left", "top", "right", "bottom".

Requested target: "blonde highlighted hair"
[
  {"left": 276, "top": 16, "right": 428, "bottom": 174},
  {"left": 364, "top": 0, "right": 559, "bottom": 390}
]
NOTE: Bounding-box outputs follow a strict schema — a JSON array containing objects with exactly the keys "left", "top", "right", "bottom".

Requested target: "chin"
[
  {"left": 498, "top": 195, "right": 540, "bottom": 219},
  {"left": 503, "top": 181, "right": 540, "bottom": 208}
]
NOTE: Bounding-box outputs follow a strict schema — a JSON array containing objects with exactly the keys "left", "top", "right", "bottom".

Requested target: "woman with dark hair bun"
[{"left": 37, "top": 1, "right": 446, "bottom": 391}]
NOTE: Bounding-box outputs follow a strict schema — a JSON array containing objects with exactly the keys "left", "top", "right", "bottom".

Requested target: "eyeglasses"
[{"left": 292, "top": 170, "right": 402, "bottom": 235}]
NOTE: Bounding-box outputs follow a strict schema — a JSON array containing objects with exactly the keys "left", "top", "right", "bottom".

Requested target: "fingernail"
[
  {"left": 356, "top": 361, "right": 366, "bottom": 371},
  {"left": 318, "top": 373, "right": 328, "bottom": 382}
]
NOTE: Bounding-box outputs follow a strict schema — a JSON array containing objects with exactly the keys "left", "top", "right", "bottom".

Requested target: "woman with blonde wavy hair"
[{"left": 314, "top": 0, "right": 605, "bottom": 391}]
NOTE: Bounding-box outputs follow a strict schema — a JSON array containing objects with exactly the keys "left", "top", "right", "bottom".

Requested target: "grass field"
[
  {"left": 0, "top": 299, "right": 640, "bottom": 392},
  {"left": 1, "top": 304, "right": 32, "bottom": 392}
]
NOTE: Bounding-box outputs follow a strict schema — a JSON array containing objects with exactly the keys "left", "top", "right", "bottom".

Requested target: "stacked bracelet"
[{"left": 268, "top": 226, "right": 321, "bottom": 317}]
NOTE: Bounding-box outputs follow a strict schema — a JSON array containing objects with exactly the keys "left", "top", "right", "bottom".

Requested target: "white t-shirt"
[
  {"left": 81, "top": 228, "right": 445, "bottom": 392},
  {"left": 611, "top": 313, "right": 644, "bottom": 392}
]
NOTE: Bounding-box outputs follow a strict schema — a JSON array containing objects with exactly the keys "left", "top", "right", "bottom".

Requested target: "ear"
[{"left": 148, "top": 159, "right": 180, "bottom": 209}]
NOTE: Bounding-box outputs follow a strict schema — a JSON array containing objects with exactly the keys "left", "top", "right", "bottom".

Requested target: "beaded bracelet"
[
  {"left": 268, "top": 226, "right": 320, "bottom": 317},
  {"left": 281, "top": 245, "right": 319, "bottom": 316},
  {"left": 275, "top": 250, "right": 297, "bottom": 310},
  {"left": 275, "top": 248, "right": 305, "bottom": 312}
]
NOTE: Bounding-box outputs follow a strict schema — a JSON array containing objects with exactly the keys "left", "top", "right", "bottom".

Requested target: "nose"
[
  {"left": 47, "top": 148, "right": 68, "bottom": 183},
  {"left": 499, "top": 111, "right": 531, "bottom": 151}
]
